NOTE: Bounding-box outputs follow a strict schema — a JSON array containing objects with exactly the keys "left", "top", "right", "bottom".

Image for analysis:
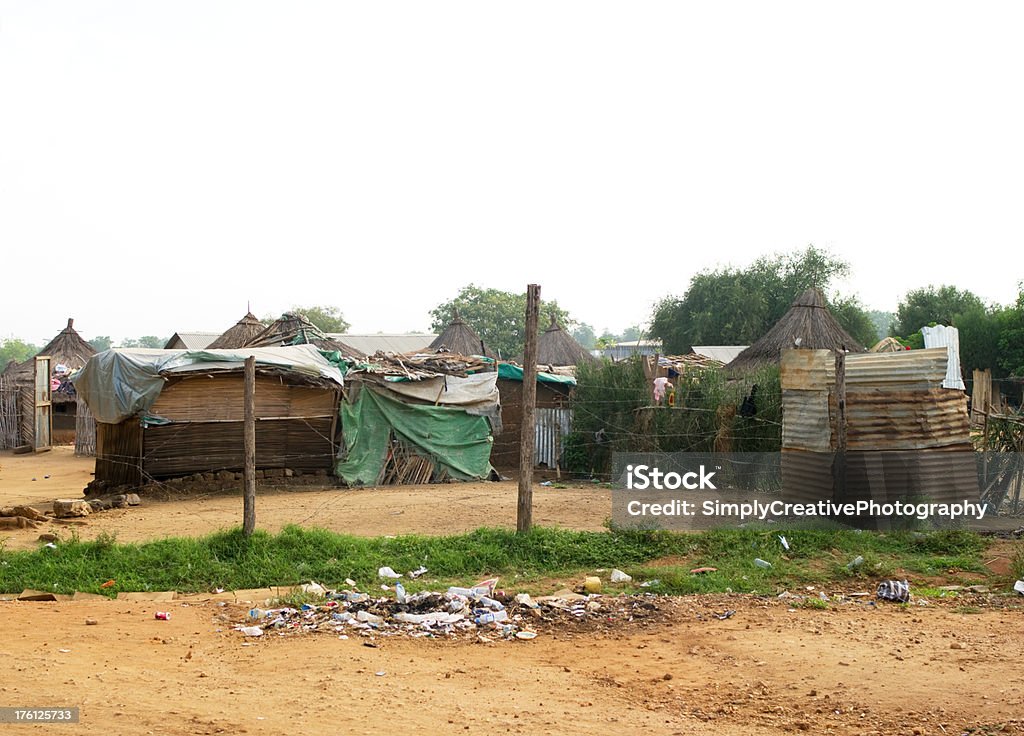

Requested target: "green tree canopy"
[
  {"left": 997, "top": 286, "right": 1024, "bottom": 378},
  {"left": 430, "top": 285, "right": 575, "bottom": 359},
  {"left": 286, "top": 305, "right": 350, "bottom": 334},
  {"left": 0, "top": 338, "right": 39, "bottom": 370},
  {"left": 88, "top": 336, "right": 113, "bottom": 352},
  {"left": 649, "top": 246, "right": 875, "bottom": 353},
  {"left": 571, "top": 323, "right": 597, "bottom": 350},
  {"left": 892, "top": 285, "right": 985, "bottom": 337},
  {"left": 120, "top": 336, "right": 166, "bottom": 348}
]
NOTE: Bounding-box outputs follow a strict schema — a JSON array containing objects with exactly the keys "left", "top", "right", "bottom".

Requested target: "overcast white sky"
[{"left": 1, "top": 2, "right": 1022, "bottom": 345}]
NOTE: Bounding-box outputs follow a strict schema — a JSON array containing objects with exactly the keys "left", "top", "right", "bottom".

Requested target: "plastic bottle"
[{"left": 754, "top": 558, "right": 772, "bottom": 569}]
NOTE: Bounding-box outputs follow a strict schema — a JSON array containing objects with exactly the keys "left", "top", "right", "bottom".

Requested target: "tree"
[
  {"left": 955, "top": 305, "right": 1009, "bottom": 379},
  {"left": 571, "top": 323, "right": 597, "bottom": 350},
  {"left": 430, "top": 284, "right": 575, "bottom": 359},
  {"left": 866, "top": 310, "right": 895, "bottom": 342},
  {"left": 288, "top": 305, "right": 350, "bottom": 334},
  {"left": 88, "top": 336, "right": 113, "bottom": 352},
  {"left": 0, "top": 338, "right": 38, "bottom": 369},
  {"left": 892, "top": 285, "right": 985, "bottom": 337},
  {"left": 650, "top": 246, "right": 871, "bottom": 353},
  {"left": 997, "top": 286, "right": 1024, "bottom": 378},
  {"left": 120, "top": 336, "right": 166, "bottom": 348},
  {"left": 828, "top": 295, "right": 879, "bottom": 349}
]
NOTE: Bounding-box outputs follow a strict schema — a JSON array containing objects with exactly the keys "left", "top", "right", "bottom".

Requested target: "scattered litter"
[
  {"left": 229, "top": 581, "right": 664, "bottom": 641},
  {"left": 375, "top": 671, "right": 386, "bottom": 677},
  {"left": 583, "top": 576, "right": 602, "bottom": 593},
  {"left": 639, "top": 579, "right": 661, "bottom": 588},
  {"left": 300, "top": 581, "right": 327, "bottom": 596},
  {"left": 778, "top": 535, "right": 790, "bottom": 551},
  {"left": 689, "top": 567, "right": 717, "bottom": 575},
  {"left": 154, "top": 611, "right": 171, "bottom": 620},
  {"left": 43, "top": 542, "right": 57, "bottom": 549},
  {"left": 847, "top": 556, "right": 864, "bottom": 570},
  {"left": 100, "top": 580, "right": 116, "bottom": 589},
  {"left": 540, "top": 481, "right": 553, "bottom": 486},
  {"left": 378, "top": 567, "right": 402, "bottom": 579},
  {"left": 753, "top": 558, "right": 772, "bottom": 569},
  {"left": 716, "top": 610, "right": 736, "bottom": 620},
  {"left": 876, "top": 580, "right": 911, "bottom": 603},
  {"left": 610, "top": 569, "right": 632, "bottom": 584},
  {"left": 58, "top": 648, "right": 71, "bottom": 653},
  {"left": 408, "top": 566, "right": 428, "bottom": 579},
  {"left": 85, "top": 618, "right": 98, "bottom": 626}
]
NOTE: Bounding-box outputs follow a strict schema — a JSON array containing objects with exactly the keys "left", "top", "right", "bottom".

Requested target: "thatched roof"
[
  {"left": 243, "top": 312, "right": 361, "bottom": 358},
  {"left": 208, "top": 312, "right": 267, "bottom": 350},
  {"left": 9, "top": 318, "right": 97, "bottom": 380},
  {"left": 726, "top": 288, "right": 867, "bottom": 372},
  {"left": 869, "top": 336, "right": 906, "bottom": 353},
  {"left": 525, "top": 315, "right": 596, "bottom": 367},
  {"left": 429, "top": 311, "right": 495, "bottom": 358}
]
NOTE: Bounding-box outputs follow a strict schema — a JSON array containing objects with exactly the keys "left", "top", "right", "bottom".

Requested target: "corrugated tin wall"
[
  {"left": 780, "top": 348, "right": 976, "bottom": 507},
  {"left": 535, "top": 407, "right": 572, "bottom": 468}
]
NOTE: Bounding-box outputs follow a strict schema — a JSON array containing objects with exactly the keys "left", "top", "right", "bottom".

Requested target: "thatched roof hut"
[
  {"left": 244, "top": 312, "right": 361, "bottom": 359},
  {"left": 208, "top": 312, "right": 267, "bottom": 350},
  {"left": 9, "top": 318, "right": 97, "bottom": 383},
  {"left": 726, "top": 288, "right": 867, "bottom": 372},
  {"left": 429, "top": 311, "right": 495, "bottom": 358},
  {"left": 528, "top": 315, "right": 596, "bottom": 367},
  {"left": 869, "top": 336, "right": 906, "bottom": 353}
]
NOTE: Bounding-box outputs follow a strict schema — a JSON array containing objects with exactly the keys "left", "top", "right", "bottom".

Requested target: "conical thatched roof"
[
  {"left": 208, "top": 312, "right": 267, "bottom": 350},
  {"left": 10, "top": 318, "right": 97, "bottom": 380},
  {"left": 869, "top": 336, "right": 905, "bottom": 353},
  {"left": 525, "top": 315, "right": 596, "bottom": 367},
  {"left": 429, "top": 310, "right": 495, "bottom": 358},
  {"left": 727, "top": 288, "right": 866, "bottom": 372},
  {"left": 243, "top": 312, "right": 361, "bottom": 359}
]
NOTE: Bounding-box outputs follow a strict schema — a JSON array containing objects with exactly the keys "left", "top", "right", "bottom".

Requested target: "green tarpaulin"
[
  {"left": 336, "top": 388, "right": 494, "bottom": 485},
  {"left": 495, "top": 362, "right": 577, "bottom": 386}
]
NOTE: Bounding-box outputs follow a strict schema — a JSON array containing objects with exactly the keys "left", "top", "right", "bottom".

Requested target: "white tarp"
[
  {"left": 73, "top": 345, "right": 345, "bottom": 424},
  {"left": 381, "top": 371, "right": 499, "bottom": 411},
  {"left": 921, "top": 325, "right": 966, "bottom": 390}
]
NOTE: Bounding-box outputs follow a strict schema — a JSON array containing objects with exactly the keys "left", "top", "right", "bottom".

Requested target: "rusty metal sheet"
[{"left": 845, "top": 348, "right": 948, "bottom": 388}]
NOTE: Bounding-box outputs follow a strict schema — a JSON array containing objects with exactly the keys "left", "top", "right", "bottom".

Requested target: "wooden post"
[
  {"left": 243, "top": 356, "right": 257, "bottom": 537},
  {"left": 518, "top": 284, "right": 540, "bottom": 533},
  {"left": 833, "top": 351, "right": 847, "bottom": 503}
]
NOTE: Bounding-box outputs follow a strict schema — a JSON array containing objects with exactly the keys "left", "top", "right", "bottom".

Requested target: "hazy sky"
[{"left": 2, "top": 2, "right": 1022, "bottom": 345}]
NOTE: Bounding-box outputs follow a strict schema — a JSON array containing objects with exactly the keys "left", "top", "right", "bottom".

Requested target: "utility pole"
[
  {"left": 243, "top": 356, "right": 257, "bottom": 537},
  {"left": 518, "top": 284, "right": 540, "bottom": 533}
]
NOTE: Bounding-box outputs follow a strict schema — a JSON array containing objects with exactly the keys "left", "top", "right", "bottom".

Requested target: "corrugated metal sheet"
[
  {"left": 328, "top": 334, "right": 437, "bottom": 356},
  {"left": 163, "top": 332, "right": 220, "bottom": 350},
  {"left": 781, "top": 350, "right": 836, "bottom": 452},
  {"left": 845, "top": 348, "right": 948, "bottom": 388},
  {"left": 780, "top": 449, "right": 835, "bottom": 503},
  {"left": 692, "top": 346, "right": 749, "bottom": 364},
  {"left": 920, "top": 325, "right": 966, "bottom": 390},
  {"left": 845, "top": 389, "right": 970, "bottom": 450},
  {"left": 534, "top": 407, "right": 572, "bottom": 468}
]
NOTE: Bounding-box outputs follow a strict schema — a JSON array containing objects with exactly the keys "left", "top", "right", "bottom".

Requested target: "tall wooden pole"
[
  {"left": 243, "top": 356, "right": 257, "bottom": 537},
  {"left": 518, "top": 284, "right": 541, "bottom": 533}
]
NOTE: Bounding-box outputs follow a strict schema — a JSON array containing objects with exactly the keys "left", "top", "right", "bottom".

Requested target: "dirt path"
[
  {"left": 0, "top": 594, "right": 1020, "bottom": 735},
  {"left": 0, "top": 449, "right": 610, "bottom": 550}
]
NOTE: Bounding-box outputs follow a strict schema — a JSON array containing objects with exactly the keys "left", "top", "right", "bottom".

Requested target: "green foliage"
[
  {"left": 0, "top": 337, "right": 38, "bottom": 368},
  {"left": 866, "top": 310, "right": 896, "bottom": 342},
  {"left": 88, "top": 335, "right": 113, "bottom": 352},
  {"left": 287, "top": 305, "right": 350, "bottom": 334},
  {"left": 571, "top": 323, "right": 597, "bottom": 350},
  {"left": 955, "top": 305, "right": 1011, "bottom": 378},
  {"left": 0, "top": 525, "right": 991, "bottom": 597},
  {"left": 649, "top": 245, "right": 871, "bottom": 353},
  {"left": 119, "top": 336, "right": 167, "bottom": 348},
  {"left": 565, "top": 357, "right": 782, "bottom": 476},
  {"left": 892, "top": 284, "right": 985, "bottom": 337},
  {"left": 828, "top": 295, "right": 880, "bottom": 348},
  {"left": 430, "top": 284, "right": 575, "bottom": 359},
  {"left": 997, "top": 286, "right": 1024, "bottom": 378}
]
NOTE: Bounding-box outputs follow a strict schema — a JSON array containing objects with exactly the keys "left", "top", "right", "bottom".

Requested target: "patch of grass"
[
  {"left": 1012, "top": 546, "right": 1024, "bottom": 581},
  {"left": 953, "top": 606, "right": 983, "bottom": 615},
  {"left": 0, "top": 525, "right": 994, "bottom": 597}
]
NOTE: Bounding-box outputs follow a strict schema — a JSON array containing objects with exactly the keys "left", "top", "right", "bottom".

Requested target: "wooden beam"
[
  {"left": 518, "top": 284, "right": 540, "bottom": 534},
  {"left": 243, "top": 356, "right": 257, "bottom": 537}
]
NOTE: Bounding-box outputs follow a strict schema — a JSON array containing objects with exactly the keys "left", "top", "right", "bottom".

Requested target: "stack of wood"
[
  {"left": 353, "top": 352, "right": 490, "bottom": 381},
  {"left": 377, "top": 438, "right": 447, "bottom": 485}
]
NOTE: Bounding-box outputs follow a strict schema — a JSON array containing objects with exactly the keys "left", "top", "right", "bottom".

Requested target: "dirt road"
[{"left": 1, "top": 593, "right": 1020, "bottom": 735}]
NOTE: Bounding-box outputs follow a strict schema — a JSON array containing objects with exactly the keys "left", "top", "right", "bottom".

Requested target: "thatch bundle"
[
  {"left": 207, "top": 312, "right": 267, "bottom": 349},
  {"left": 726, "top": 288, "right": 866, "bottom": 372},
  {"left": 869, "top": 336, "right": 906, "bottom": 353},
  {"left": 530, "top": 315, "right": 596, "bottom": 367},
  {"left": 9, "top": 318, "right": 97, "bottom": 383},
  {"left": 429, "top": 311, "right": 495, "bottom": 358},
  {"left": 244, "top": 312, "right": 361, "bottom": 358}
]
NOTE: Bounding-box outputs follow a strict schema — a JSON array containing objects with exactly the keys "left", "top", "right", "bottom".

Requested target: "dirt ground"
[{"left": 2, "top": 448, "right": 1024, "bottom": 734}]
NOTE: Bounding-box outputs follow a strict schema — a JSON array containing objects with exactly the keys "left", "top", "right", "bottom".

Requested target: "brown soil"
[{"left": 2, "top": 449, "right": 1024, "bottom": 734}]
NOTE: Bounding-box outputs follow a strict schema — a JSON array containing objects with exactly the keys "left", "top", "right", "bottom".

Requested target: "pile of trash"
[{"left": 234, "top": 570, "right": 664, "bottom": 642}]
